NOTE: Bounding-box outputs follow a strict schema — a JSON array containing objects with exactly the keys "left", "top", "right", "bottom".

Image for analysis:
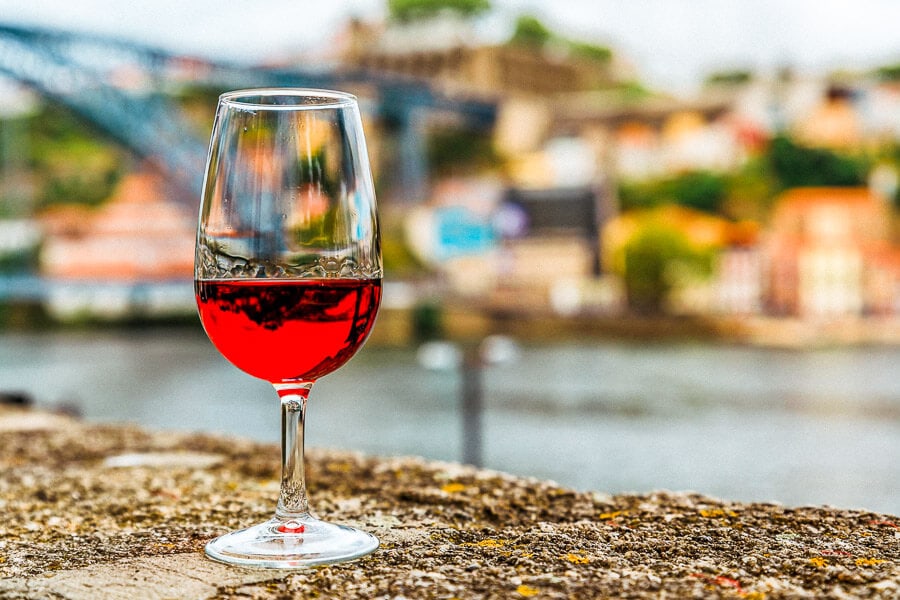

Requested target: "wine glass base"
[{"left": 205, "top": 516, "right": 379, "bottom": 568}]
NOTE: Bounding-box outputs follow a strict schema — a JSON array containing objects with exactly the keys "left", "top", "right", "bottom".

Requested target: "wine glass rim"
[{"left": 219, "top": 88, "right": 358, "bottom": 110}]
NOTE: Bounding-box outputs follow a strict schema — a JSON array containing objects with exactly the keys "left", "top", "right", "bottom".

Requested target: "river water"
[{"left": 1, "top": 327, "right": 898, "bottom": 515}]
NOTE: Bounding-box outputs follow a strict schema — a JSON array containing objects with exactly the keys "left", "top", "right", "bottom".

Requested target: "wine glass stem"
[{"left": 275, "top": 384, "right": 312, "bottom": 520}]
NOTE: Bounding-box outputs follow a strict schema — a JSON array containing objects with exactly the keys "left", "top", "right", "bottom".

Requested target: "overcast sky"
[{"left": 0, "top": 0, "right": 898, "bottom": 94}]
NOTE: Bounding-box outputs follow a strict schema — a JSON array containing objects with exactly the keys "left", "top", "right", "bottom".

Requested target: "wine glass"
[{"left": 194, "top": 88, "right": 382, "bottom": 568}]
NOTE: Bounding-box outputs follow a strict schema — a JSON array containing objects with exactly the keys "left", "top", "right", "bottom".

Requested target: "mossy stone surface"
[{"left": 0, "top": 406, "right": 897, "bottom": 599}]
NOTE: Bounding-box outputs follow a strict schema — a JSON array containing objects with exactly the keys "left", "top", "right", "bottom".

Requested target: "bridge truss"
[{"left": 0, "top": 23, "right": 496, "bottom": 205}]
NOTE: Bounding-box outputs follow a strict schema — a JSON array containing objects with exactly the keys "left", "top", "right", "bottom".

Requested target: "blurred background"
[{"left": 0, "top": 0, "right": 898, "bottom": 514}]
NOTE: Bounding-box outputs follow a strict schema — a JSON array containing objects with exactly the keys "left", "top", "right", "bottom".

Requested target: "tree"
[
  {"left": 388, "top": 0, "right": 491, "bottom": 22},
  {"left": 669, "top": 171, "right": 728, "bottom": 213},
  {"left": 607, "top": 210, "right": 717, "bottom": 315},
  {"left": 876, "top": 63, "right": 900, "bottom": 82},
  {"left": 26, "top": 102, "right": 124, "bottom": 209},
  {"left": 768, "top": 135, "right": 867, "bottom": 189},
  {"left": 618, "top": 171, "right": 728, "bottom": 214},
  {"left": 622, "top": 223, "right": 698, "bottom": 315},
  {"left": 568, "top": 40, "right": 612, "bottom": 63},
  {"left": 704, "top": 70, "right": 752, "bottom": 87},
  {"left": 427, "top": 128, "right": 501, "bottom": 176},
  {"left": 509, "top": 14, "right": 612, "bottom": 63},
  {"left": 510, "top": 15, "right": 552, "bottom": 47}
]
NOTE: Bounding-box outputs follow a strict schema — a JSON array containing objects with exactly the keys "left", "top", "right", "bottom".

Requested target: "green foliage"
[
  {"left": 875, "top": 63, "right": 900, "bottom": 81},
  {"left": 618, "top": 171, "right": 728, "bottom": 214},
  {"left": 705, "top": 70, "right": 753, "bottom": 86},
  {"left": 412, "top": 301, "right": 443, "bottom": 341},
  {"left": 617, "top": 136, "right": 873, "bottom": 222},
  {"left": 381, "top": 227, "right": 425, "bottom": 276},
  {"left": 0, "top": 247, "right": 39, "bottom": 273},
  {"left": 427, "top": 128, "right": 501, "bottom": 176},
  {"left": 719, "top": 157, "right": 779, "bottom": 220},
  {"left": 885, "top": 144, "right": 900, "bottom": 209},
  {"left": 27, "top": 103, "right": 124, "bottom": 208},
  {"left": 297, "top": 148, "right": 338, "bottom": 198},
  {"left": 768, "top": 135, "right": 867, "bottom": 188},
  {"left": 40, "top": 159, "right": 121, "bottom": 208},
  {"left": 0, "top": 199, "right": 19, "bottom": 219},
  {"left": 388, "top": 0, "right": 491, "bottom": 22},
  {"left": 568, "top": 41, "right": 612, "bottom": 63},
  {"left": 617, "top": 182, "right": 661, "bottom": 212},
  {"left": 510, "top": 14, "right": 552, "bottom": 47},
  {"left": 0, "top": 301, "right": 52, "bottom": 330},
  {"left": 617, "top": 81, "right": 653, "bottom": 102},
  {"left": 669, "top": 171, "right": 728, "bottom": 213},
  {"left": 622, "top": 222, "right": 708, "bottom": 315},
  {"left": 509, "top": 14, "right": 612, "bottom": 63}
]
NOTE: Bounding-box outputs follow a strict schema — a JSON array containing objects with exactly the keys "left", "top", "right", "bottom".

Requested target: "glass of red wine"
[{"left": 194, "top": 88, "right": 382, "bottom": 568}]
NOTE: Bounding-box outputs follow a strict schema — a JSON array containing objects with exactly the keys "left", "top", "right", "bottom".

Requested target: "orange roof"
[
  {"left": 37, "top": 204, "right": 93, "bottom": 237},
  {"left": 106, "top": 171, "right": 170, "bottom": 204},
  {"left": 616, "top": 121, "right": 657, "bottom": 146},
  {"left": 774, "top": 187, "right": 881, "bottom": 209},
  {"left": 38, "top": 170, "right": 196, "bottom": 281}
]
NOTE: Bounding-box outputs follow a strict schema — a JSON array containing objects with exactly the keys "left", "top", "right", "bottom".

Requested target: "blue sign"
[{"left": 433, "top": 206, "right": 496, "bottom": 261}]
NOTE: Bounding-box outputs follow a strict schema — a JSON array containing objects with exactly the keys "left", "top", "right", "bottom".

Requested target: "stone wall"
[{"left": 0, "top": 406, "right": 896, "bottom": 598}]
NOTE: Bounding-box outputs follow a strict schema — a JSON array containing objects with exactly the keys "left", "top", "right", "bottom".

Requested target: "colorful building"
[
  {"left": 39, "top": 170, "right": 195, "bottom": 281},
  {"left": 765, "top": 187, "right": 899, "bottom": 318}
]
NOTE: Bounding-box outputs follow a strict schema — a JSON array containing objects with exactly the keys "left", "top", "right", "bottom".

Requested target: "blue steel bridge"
[
  {"left": 0, "top": 23, "right": 498, "bottom": 205},
  {"left": 0, "top": 23, "right": 498, "bottom": 306}
]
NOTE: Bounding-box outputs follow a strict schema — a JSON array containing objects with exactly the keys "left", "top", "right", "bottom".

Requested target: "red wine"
[{"left": 196, "top": 278, "right": 381, "bottom": 384}]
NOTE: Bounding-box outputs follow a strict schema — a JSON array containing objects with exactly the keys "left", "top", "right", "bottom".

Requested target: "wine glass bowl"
[{"left": 194, "top": 89, "right": 382, "bottom": 567}]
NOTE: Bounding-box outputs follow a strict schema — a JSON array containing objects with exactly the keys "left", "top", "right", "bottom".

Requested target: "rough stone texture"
[{"left": 0, "top": 405, "right": 897, "bottom": 599}]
